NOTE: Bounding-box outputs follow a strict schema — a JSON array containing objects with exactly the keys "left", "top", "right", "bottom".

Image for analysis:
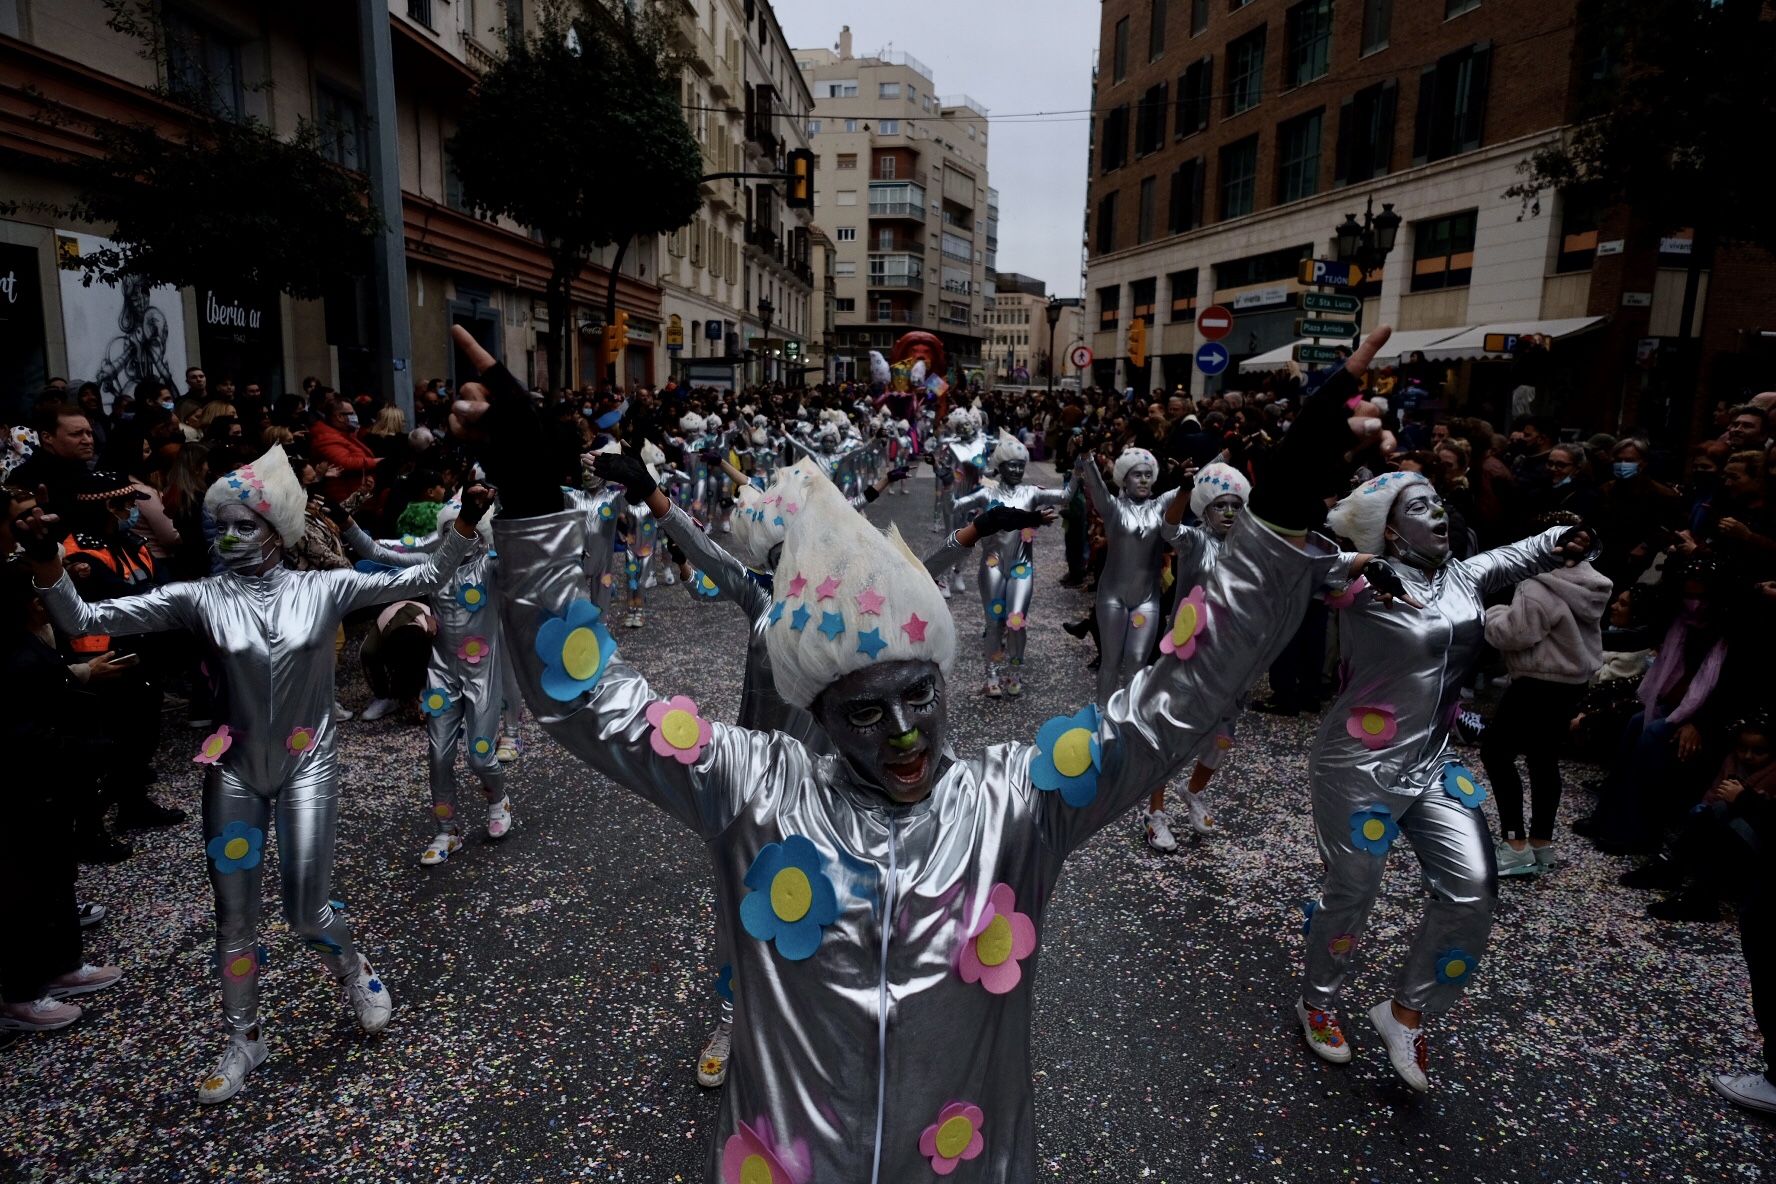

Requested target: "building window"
[
  {"left": 837, "top": 297, "right": 856, "bottom": 312},
  {"left": 1214, "top": 244, "right": 1310, "bottom": 288},
  {"left": 1097, "top": 284, "right": 1121, "bottom": 328},
  {"left": 907, "top": 86, "right": 918, "bottom": 105},
  {"left": 837, "top": 153, "right": 858, "bottom": 169},
  {"left": 1095, "top": 192, "right": 1118, "bottom": 254},
  {"left": 1555, "top": 194, "right": 1598, "bottom": 273},
  {"left": 1446, "top": 0, "right": 1479, "bottom": 16},
  {"left": 1218, "top": 134, "right": 1258, "bottom": 219},
  {"left": 1334, "top": 81, "right": 1396, "bottom": 184},
  {"left": 1226, "top": 27, "right": 1266, "bottom": 116},
  {"left": 1099, "top": 104, "right": 1131, "bottom": 173},
  {"left": 835, "top": 261, "right": 858, "bottom": 277},
  {"left": 876, "top": 156, "right": 897, "bottom": 179},
  {"left": 1113, "top": 16, "right": 1130, "bottom": 81},
  {"left": 316, "top": 85, "right": 367, "bottom": 171},
  {"left": 879, "top": 82, "right": 901, "bottom": 98},
  {"left": 1150, "top": 0, "right": 1167, "bottom": 60},
  {"left": 1167, "top": 269, "right": 1200, "bottom": 321},
  {"left": 880, "top": 119, "right": 900, "bottom": 134},
  {"left": 1411, "top": 210, "right": 1477, "bottom": 292},
  {"left": 407, "top": 0, "right": 434, "bottom": 29},
  {"left": 1361, "top": 0, "right": 1391, "bottom": 53},
  {"left": 1285, "top": 0, "right": 1333, "bottom": 87},
  {"left": 1130, "top": 278, "right": 1158, "bottom": 324},
  {"left": 1275, "top": 108, "right": 1322, "bottom": 203},
  {"left": 1192, "top": 0, "right": 1210, "bottom": 34},
  {"left": 1176, "top": 57, "right": 1212, "bottom": 136},
  {"left": 1135, "top": 83, "right": 1169, "bottom": 155},
  {"left": 824, "top": 81, "right": 858, "bottom": 97},
  {"left": 1138, "top": 175, "right": 1158, "bottom": 243},
  {"left": 807, "top": 119, "right": 822, "bottom": 134},
  {"left": 1168, "top": 158, "right": 1204, "bottom": 233},
  {"left": 836, "top": 227, "right": 857, "bottom": 241},
  {"left": 1412, "top": 43, "right": 1491, "bottom": 163},
  {"left": 836, "top": 189, "right": 857, "bottom": 206},
  {"left": 164, "top": 8, "right": 244, "bottom": 118}
]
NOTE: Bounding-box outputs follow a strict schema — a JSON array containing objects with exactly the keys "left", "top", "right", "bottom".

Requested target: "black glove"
[
  {"left": 1246, "top": 363, "right": 1369, "bottom": 535},
  {"left": 972, "top": 505, "right": 1050, "bottom": 537},
  {"left": 457, "top": 483, "right": 496, "bottom": 527},
  {"left": 466, "top": 362, "right": 566, "bottom": 518},
  {"left": 1555, "top": 523, "right": 1598, "bottom": 564},
  {"left": 592, "top": 450, "right": 658, "bottom": 506},
  {"left": 1362, "top": 559, "right": 1411, "bottom": 601},
  {"left": 888, "top": 465, "right": 910, "bottom": 482}
]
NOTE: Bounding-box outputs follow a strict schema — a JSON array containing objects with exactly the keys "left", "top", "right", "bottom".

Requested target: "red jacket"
[{"left": 307, "top": 419, "right": 380, "bottom": 502}]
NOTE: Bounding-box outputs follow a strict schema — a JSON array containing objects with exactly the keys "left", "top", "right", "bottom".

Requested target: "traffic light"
[
  {"left": 596, "top": 326, "right": 617, "bottom": 375},
  {"left": 1126, "top": 316, "right": 1146, "bottom": 369},
  {"left": 786, "top": 148, "right": 814, "bottom": 209},
  {"left": 612, "top": 309, "right": 631, "bottom": 353}
]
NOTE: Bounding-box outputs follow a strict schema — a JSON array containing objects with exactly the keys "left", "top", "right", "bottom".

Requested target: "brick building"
[{"left": 1084, "top": 0, "right": 1775, "bottom": 435}]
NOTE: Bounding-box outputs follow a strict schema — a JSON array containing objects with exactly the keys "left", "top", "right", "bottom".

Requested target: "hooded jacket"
[{"left": 1482, "top": 560, "right": 1612, "bottom": 684}]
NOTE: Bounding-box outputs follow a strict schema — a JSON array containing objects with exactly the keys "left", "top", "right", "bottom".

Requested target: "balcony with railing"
[
  {"left": 939, "top": 94, "right": 990, "bottom": 115},
  {"left": 868, "top": 181, "right": 927, "bottom": 220},
  {"left": 867, "top": 254, "right": 923, "bottom": 289},
  {"left": 861, "top": 308, "right": 923, "bottom": 325}
]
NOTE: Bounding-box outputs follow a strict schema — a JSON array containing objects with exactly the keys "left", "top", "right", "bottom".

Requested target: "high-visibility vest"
[{"left": 61, "top": 534, "right": 161, "bottom": 654}]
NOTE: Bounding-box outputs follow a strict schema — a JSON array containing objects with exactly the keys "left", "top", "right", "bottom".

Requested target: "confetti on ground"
[{"left": 3, "top": 466, "right": 1770, "bottom": 1181}]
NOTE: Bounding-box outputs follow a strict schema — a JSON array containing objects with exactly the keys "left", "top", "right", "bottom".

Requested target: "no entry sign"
[{"left": 1196, "top": 305, "right": 1234, "bottom": 341}]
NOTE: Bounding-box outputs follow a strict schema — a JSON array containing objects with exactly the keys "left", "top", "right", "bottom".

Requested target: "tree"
[
  {"left": 449, "top": 0, "right": 704, "bottom": 390},
  {"left": 44, "top": 1, "right": 381, "bottom": 300}
]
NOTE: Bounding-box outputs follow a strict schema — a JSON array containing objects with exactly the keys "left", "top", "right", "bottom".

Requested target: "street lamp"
[
  {"left": 758, "top": 295, "right": 775, "bottom": 385},
  {"left": 1044, "top": 295, "right": 1063, "bottom": 399},
  {"left": 1334, "top": 195, "right": 1403, "bottom": 279}
]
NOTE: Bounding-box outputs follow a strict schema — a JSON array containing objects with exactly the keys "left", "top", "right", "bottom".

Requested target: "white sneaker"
[
  {"left": 696, "top": 1019, "right": 733, "bottom": 1088},
  {"left": 721, "top": 520, "right": 733, "bottom": 534},
  {"left": 1183, "top": 790, "right": 1221, "bottom": 836},
  {"left": 359, "top": 697, "right": 399, "bottom": 722},
  {"left": 77, "top": 902, "right": 106, "bottom": 928},
  {"left": 1711, "top": 1071, "right": 1776, "bottom": 1116},
  {"left": 1143, "top": 808, "right": 1179, "bottom": 853},
  {"left": 1366, "top": 1000, "right": 1430, "bottom": 1092},
  {"left": 1495, "top": 843, "right": 1539, "bottom": 878},
  {"left": 1296, "top": 996, "right": 1353, "bottom": 1064},
  {"left": 186, "top": 717, "right": 213, "bottom": 730},
  {"left": 936, "top": 574, "right": 952, "bottom": 600},
  {"left": 334, "top": 701, "right": 355, "bottom": 722},
  {"left": 343, "top": 958, "right": 392, "bottom": 1034},
  {"left": 983, "top": 669, "right": 1002, "bottom": 699},
  {"left": 1531, "top": 843, "right": 1560, "bottom": 871},
  {"left": 0, "top": 996, "right": 82, "bottom": 1032},
  {"left": 1003, "top": 674, "right": 1023, "bottom": 699},
  {"left": 486, "top": 796, "right": 513, "bottom": 840},
  {"left": 44, "top": 963, "right": 123, "bottom": 999},
  {"left": 496, "top": 735, "right": 519, "bottom": 763},
  {"left": 197, "top": 1035, "right": 268, "bottom": 1103},
  {"left": 419, "top": 832, "right": 462, "bottom": 866}
]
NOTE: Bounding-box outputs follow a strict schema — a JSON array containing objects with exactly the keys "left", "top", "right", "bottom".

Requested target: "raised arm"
[
  {"left": 659, "top": 499, "right": 771, "bottom": 618},
  {"left": 1079, "top": 455, "right": 1115, "bottom": 521},
  {"left": 35, "top": 570, "right": 201, "bottom": 639},
  {"left": 340, "top": 522, "right": 432, "bottom": 568},
  {"left": 327, "top": 519, "right": 477, "bottom": 614},
  {"left": 1464, "top": 525, "right": 1581, "bottom": 597}
]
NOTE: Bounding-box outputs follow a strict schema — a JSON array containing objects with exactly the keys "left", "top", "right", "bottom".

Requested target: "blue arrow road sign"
[{"left": 1195, "top": 342, "right": 1230, "bottom": 376}]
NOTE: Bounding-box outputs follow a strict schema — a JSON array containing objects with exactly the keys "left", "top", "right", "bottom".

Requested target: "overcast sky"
[{"left": 772, "top": 0, "right": 1099, "bottom": 299}]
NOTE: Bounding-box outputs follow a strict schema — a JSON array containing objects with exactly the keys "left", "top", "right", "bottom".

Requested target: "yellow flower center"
[
  {"left": 1171, "top": 604, "right": 1199, "bottom": 646},
  {"left": 934, "top": 1115, "right": 975, "bottom": 1159},
  {"left": 1444, "top": 958, "right": 1468, "bottom": 978},
  {"left": 1455, "top": 775, "right": 1476, "bottom": 797},
  {"left": 1361, "top": 818, "right": 1387, "bottom": 842},
  {"left": 660, "top": 708, "right": 701, "bottom": 751},
  {"left": 1361, "top": 711, "right": 1389, "bottom": 736},
  {"left": 975, "top": 914, "right": 1014, "bottom": 967},
  {"left": 738, "top": 1154, "right": 774, "bottom": 1184},
  {"left": 561, "top": 626, "right": 603, "bottom": 681},
  {"left": 770, "top": 867, "right": 813, "bottom": 923},
  {"left": 1131, "top": 612, "right": 1146, "bottom": 629},
  {"left": 224, "top": 837, "right": 250, "bottom": 860},
  {"left": 1052, "top": 727, "right": 1094, "bottom": 778},
  {"left": 227, "top": 955, "right": 255, "bottom": 977},
  {"left": 204, "top": 737, "right": 226, "bottom": 757},
  {"left": 463, "top": 587, "right": 482, "bottom": 605}
]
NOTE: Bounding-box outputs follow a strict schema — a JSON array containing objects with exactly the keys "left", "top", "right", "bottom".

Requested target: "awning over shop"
[
  {"left": 1417, "top": 316, "right": 1607, "bottom": 361},
  {"left": 1235, "top": 326, "right": 1475, "bottom": 374}
]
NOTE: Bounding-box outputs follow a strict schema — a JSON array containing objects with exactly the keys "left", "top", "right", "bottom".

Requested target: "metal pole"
[{"left": 358, "top": 0, "right": 413, "bottom": 420}]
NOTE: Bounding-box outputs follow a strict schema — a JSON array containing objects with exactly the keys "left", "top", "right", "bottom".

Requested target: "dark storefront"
[
  {"left": 196, "top": 284, "right": 283, "bottom": 397},
  {"left": 0, "top": 242, "right": 50, "bottom": 418}
]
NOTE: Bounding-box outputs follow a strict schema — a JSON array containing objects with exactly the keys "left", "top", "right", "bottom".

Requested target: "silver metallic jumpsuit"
[
  {"left": 342, "top": 524, "right": 506, "bottom": 825},
  {"left": 37, "top": 529, "right": 471, "bottom": 1033},
  {"left": 1079, "top": 461, "right": 1180, "bottom": 707},
  {"left": 952, "top": 476, "right": 1075, "bottom": 677},
  {"left": 1303, "top": 527, "right": 1567, "bottom": 1015},
  {"left": 567, "top": 485, "right": 626, "bottom": 614},
  {"left": 1166, "top": 525, "right": 1237, "bottom": 769},
  {"left": 495, "top": 506, "right": 1324, "bottom": 1182}
]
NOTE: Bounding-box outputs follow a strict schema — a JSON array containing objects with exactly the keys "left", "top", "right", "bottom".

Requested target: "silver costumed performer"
[{"left": 1078, "top": 446, "right": 1177, "bottom": 707}]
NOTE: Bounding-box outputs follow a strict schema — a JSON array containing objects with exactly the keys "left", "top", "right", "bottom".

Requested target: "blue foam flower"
[
  {"left": 1030, "top": 705, "right": 1102, "bottom": 808},
  {"left": 715, "top": 963, "right": 734, "bottom": 1002},
  {"left": 1300, "top": 899, "right": 1319, "bottom": 936},
  {"left": 739, "top": 835, "right": 840, "bottom": 961},
  {"left": 420, "top": 686, "right": 452, "bottom": 717},
  {"left": 1349, "top": 804, "right": 1399, "bottom": 856},
  {"left": 1010, "top": 562, "right": 1032, "bottom": 580},
  {"left": 691, "top": 570, "right": 722, "bottom": 599},
  {"left": 457, "top": 582, "right": 488, "bottom": 613},
  {"left": 1442, "top": 763, "right": 1488, "bottom": 810},
  {"left": 1436, "top": 947, "right": 1476, "bottom": 986},
  {"left": 535, "top": 600, "right": 616, "bottom": 702},
  {"left": 989, "top": 598, "right": 1007, "bottom": 620},
  {"left": 206, "top": 821, "right": 264, "bottom": 875}
]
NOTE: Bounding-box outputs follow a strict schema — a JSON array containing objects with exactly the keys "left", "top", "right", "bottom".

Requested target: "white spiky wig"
[
  {"left": 731, "top": 458, "right": 820, "bottom": 570},
  {"left": 993, "top": 429, "right": 1029, "bottom": 467},
  {"left": 203, "top": 444, "right": 306, "bottom": 547},
  {"left": 679, "top": 412, "right": 704, "bottom": 434},
  {"left": 945, "top": 408, "right": 972, "bottom": 432},
  {"left": 1324, "top": 470, "right": 1429, "bottom": 554},
  {"left": 705, "top": 413, "right": 724, "bottom": 432},
  {"left": 1190, "top": 462, "right": 1253, "bottom": 520},
  {"left": 436, "top": 486, "right": 495, "bottom": 546},
  {"left": 766, "top": 466, "right": 956, "bottom": 708},
  {"left": 639, "top": 439, "right": 665, "bottom": 481},
  {"left": 869, "top": 350, "right": 891, "bottom": 387},
  {"left": 1112, "top": 447, "right": 1157, "bottom": 486}
]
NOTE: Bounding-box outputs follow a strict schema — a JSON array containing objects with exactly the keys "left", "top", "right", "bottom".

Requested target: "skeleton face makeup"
[
  {"left": 1203, "top": 492, "right": 1243, "bottom": 539},
  {"left": 213, "top": 501, "right": 284, "bottom": 575},
  {"left": 1122, "top": 464, "right": 1156, "bottom": 501},
  {"left": 1384, "top": 486, "right": 1451, "bottom": 568},
  {"left": 813, "top": 659, "right": 948, "bottom": 805}
]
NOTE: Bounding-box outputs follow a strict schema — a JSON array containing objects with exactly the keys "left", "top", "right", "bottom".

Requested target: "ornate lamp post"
[
  {"left": 1334, "top": 195, "right": 1403, "bottom": 280},
  {"left": 1044, "top": 295, "right": 1063, "bottom": 399},
  {"left": 757, "top": 295, "right": 775, "bottom": 385}
]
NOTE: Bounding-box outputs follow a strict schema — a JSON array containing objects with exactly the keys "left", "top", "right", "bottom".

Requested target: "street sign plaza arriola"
[{"left": 1296, "top": 318, "right": 1360, "bottom": 339}]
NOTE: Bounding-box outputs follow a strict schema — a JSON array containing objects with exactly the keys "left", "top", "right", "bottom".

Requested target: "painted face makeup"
[
  {"left": 1122, "top": 464, "right": 1156, "bottom": 501},
  {"left": 813, "top": 659, "right": 949, "bottom": 805},
  {"left": 1384, "top": 486, "right": 1451, "bottom": 568},
  {"left": 213, "top": 502, "right": 284, "bottom": 575},
  {"left": 996, "top": 460, "right": 1026, "bottom": 487},
  {"left": 1204, "top": 493, "right": 1243, "bottom": 539}
]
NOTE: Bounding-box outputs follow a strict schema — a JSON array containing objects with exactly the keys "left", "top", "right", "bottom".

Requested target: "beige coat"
[{"left": 1483, "top": 561, "right": 1613, "bottom": 684}]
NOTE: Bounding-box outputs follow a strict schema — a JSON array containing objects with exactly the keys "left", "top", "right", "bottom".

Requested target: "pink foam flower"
[
  {"left": 458, "top": 635, "right": 491, "bottom": 665},
  {"left": 1346, "top": 704, "right": 1399, "bottom": 750},
  {"left": 285, "top": 725, "right": 317, "bottom": 756},
  {"left": 1160, "top": 585, "right": 1209, "bottom": 659},
  {"left": 918, "top": 1101, "right": 987, "bottom": 1175},
  {"left": 646, "top": 696, "right": 713, "bottom": 764},
  {"left": 957, "top": 882, "right": 1038, "bottom": 995},
  {"left": 720, "top": 1117, "right": 810, "bottom": 1184},
  {"left": 194, "top": 724, "right": 233, "bottom": 765},
  {"left": 1323, "top": 574, "right": 1369, "bottom": 609}
]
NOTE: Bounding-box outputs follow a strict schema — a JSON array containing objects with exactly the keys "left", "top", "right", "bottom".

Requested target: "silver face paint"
[
  {"left": 1384, "top": 486, "right": 1451, "bottom": 568},
  {"left": 996, "top": 459, "right": 1026, "bottom": 487},
  {"left": 813, "top": 659, "right": 948, "bottom": 804},
  {"left": 213, "top": 502, "right": 284, "bottom": 575},
  {"left": 1204, "top": 493, "right": 1244, "bottom": 540},
  {"left": 1121, "top": 464, "right": 1156, "bottom": 501}
]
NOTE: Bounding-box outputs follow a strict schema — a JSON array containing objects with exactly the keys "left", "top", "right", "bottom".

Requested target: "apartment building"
[
  {"left": 793, "top": 26, "right": 993, "bottom": 382},
  {"left": 987, "top": 273, "right": 1084, "bottom": 385},
  {"left": 1084, "top": 0, "right": 1774, "bottom": 429},
  {"left": 660, "top": 0, "right": 816, "bottom": 389}
]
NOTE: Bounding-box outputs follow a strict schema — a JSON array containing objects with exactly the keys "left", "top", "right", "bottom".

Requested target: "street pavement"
[{"left": 3, "top": 463, "right": 1771, "bottom": 1182}]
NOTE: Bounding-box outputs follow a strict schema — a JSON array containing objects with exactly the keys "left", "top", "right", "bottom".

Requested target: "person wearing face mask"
[
  {"left": 1597, "top": 437, "right": 1683, "bottom": 583},
  {"left": 1295, "top": 471, "right": 1595, "bottom": 1092},
  {"left": 450, "top": 319, "right": 1385, "bottom": 1182},
  {"left": 951, "top": 431, "right": 1077, "bottom": 700},
  {"left": 338, "top": 486, "right": 514, "bottom": 865},
  {"left": 307, "top": 395, "right": 381, "bottom": 505},
  {"left": 15, "top": 443, "right": 486, "bottom": 1104}
]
